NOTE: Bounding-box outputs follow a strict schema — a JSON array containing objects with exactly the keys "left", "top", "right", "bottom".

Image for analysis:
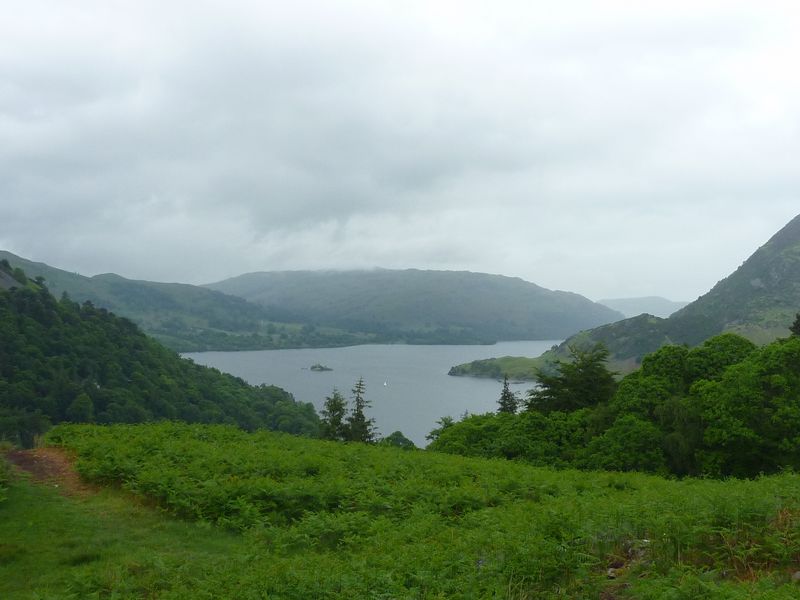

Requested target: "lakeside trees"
[
  {"left": 320, "top": 377, "right": 377, "bottom": 443},
  {"left": 431, "top": 329, "right": 800, "bottom": 478}
]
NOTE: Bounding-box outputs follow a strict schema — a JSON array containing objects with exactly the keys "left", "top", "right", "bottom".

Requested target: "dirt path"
[{"left": 4, "top": 447, "right": 97, "bottom": 497}]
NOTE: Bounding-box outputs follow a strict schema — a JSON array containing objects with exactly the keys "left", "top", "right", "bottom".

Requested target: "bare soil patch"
[{"left": 4, "top": 447, "right": 96, "bottom": 497}]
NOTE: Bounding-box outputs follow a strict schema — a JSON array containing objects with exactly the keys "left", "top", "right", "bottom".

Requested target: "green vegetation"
[
  {"left": 0, "top": 453, "right": 9, "bottom": 504},
  {"left": 206, "top": 268, "right": 624, "bottom": 342},
  {"left": 448, "top": 353, "right": 556, "bottom": 380},
  {"left": 0, "top": 265, "right": 319, "bottom": 445},
  {"left": 0, "top": 251, "right": 378, "bottom": 352},
  {"left": 434, "top": 332, "right": 800, "bottom": 478},
  {"left": 497, "top": 375, "right": 519, "bottom": 414},
  {"left": 0, "top": 422, "right": 796, "bottom": 598},
  {"left": 2, "top": 252, "right": 623, "bottom": 351},
  {"left": 320, "top": 378, "right": 377, "bottom": 443}
]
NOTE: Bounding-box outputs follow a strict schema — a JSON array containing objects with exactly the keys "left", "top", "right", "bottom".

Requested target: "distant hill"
[
  {"left": 0, "top": 263, "right": 320, "bottom": 446},
  {"left": 0, "top": 251, "right": 372, "bottom": 352},
  {"left": 597, "top": 296, "right": 689, "bottom": 319},
  {"left": 451, "top": 214, "right": 800, "bottom": 378},
  {"left": 205, "top": 269, "right": 625, "bottom": 343}
]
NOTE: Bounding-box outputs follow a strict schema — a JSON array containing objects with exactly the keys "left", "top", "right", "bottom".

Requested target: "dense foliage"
[
  {"left": 26, "top": 422, "right": 800, "bottom": 598},
  {"left": 433, "top": 333, "right": 800, "bottom": 478},
  {"left": 0, "top": 454, "right": 9, "bottom": 504},
  {"left": 0, "top": 272, "right": 319, "bottom": 445},
  {"left": 319, "top": 379, "right": 378, "bottom": 443}
]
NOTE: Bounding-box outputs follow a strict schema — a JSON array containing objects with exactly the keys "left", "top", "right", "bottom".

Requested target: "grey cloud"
[{"left": 1, "top": 1, "right": 799, "bottom": 298}]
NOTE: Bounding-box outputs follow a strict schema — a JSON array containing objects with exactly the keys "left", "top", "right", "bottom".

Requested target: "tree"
[
  {"left": 379, "top": 431, "right": 416, "bottom": 450},
  {"left": 526, "top": 343, "right": 616, "bottom": 413},
  {"left": 320, "top": 388, "right": 349, "bottom": 441},
  {"left": 497, "top": 375, "right": 518, "bottom": 414},
  {"left": 66, "top": 392, "right": 95, "bottom": 422},
  {"left": 425, "top": 415, "right": 454, "bottom": 442},
  {"left": 346, "top": 377, "right": 376, "bottom": 443},
  {"left": 790, "top": 312, "right": 800, "bottom": 337}
]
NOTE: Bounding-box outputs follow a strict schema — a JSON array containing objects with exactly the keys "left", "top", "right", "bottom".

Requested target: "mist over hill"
[
  {"left": 206, "top": 269, "right": 624, "bottom": 342},
  {"left": 597, "top": 296, "right": 689, "bottom": 319},
  {"left": 0, "top": 251, "right": 375, "bottom": 351},
  {"left": 0, "top": 253, "right": 623, "bottom": 349}
]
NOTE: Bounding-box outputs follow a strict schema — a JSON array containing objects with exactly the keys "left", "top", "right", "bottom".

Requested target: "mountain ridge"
[
  {"left": 450, "top": 213, "right": 800, "bottom": 378},
  {"left": 205, "top": 268, "right": 625, "bottom": 342}
]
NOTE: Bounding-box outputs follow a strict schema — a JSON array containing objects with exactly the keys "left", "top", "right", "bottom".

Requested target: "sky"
[{"left": 1, "top": 0, "right": 799, "bottom": 302}]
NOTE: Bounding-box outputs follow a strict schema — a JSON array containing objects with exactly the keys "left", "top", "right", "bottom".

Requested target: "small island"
[{"left": 310, "top": 363, "right": 333, "bottom": 372}]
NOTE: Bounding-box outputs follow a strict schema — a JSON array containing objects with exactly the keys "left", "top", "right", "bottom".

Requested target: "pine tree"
[
  {"left": 320, "top": 388, "right": 349, "bottom": 440},
  {"left": 346, "top": 377, "right": 376, "bottom": 443},
  {"left": 497, "top": 375, "right": 519, "bottom": 414},
  {"left": 790, "top": 313, "right": 800, "bottom": 337},
  {"left": 526, "top": 343, "right": 617, "bottom": 413}
]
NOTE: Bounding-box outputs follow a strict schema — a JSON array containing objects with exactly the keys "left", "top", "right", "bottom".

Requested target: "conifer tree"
[
  {"left": 497, "top": 375, "right": 519, "bottom": 414},
  {"left": 346, "top": 377, "right": 376, "bottom": 443},
  {"left": 790, "top": 313, "right": 800, "bottom": 337},
  {"left": 526, "top": 343, "right": 616, "bottom": 413},
  {"left": 320, "top": 389, "right": 349, "bottom": 441}
]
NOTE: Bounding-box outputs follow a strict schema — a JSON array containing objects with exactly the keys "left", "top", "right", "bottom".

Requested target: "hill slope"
[
  {"left": 0, "top": 251, "right": 371, "bottom": 351},
  {"left": 0, "top": 264, "right": 319, "bottom": 445},
  {"left": 451, "top": 213, "right": 800, "bottom": 376},
  {"left": 597, "top": 296, "right": 689, "bottom": 318},
  {"left": 206, "top": 269, "right": 624, "bottom": 342},
  {"left": 5, "top": 422, "right": 799, "bottom": 598}
]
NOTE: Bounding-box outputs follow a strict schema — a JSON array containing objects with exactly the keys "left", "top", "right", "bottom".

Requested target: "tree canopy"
[
  {"left": 0, "top": 267, "right": 320, "bottom": 446},
  {"left": 430, "top": 331, "right": 800, "bottom": 478}
]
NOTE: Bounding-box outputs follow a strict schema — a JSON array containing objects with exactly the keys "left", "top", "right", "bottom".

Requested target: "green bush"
[
  {"left": 40, "top": 422, "right": 800, "bottom": 598},
  {"left": 0, "top": 454, "right": 10, "bottom": 504}
]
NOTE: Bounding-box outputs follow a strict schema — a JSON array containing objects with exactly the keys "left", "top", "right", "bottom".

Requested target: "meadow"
[{"left": 2, "top": 422, "right": 800, "bottom": 598}]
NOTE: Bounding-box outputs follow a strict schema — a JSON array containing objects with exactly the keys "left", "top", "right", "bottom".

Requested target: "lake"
[{"left": 184, "top": 340, "right": 559, "bottom": 446}]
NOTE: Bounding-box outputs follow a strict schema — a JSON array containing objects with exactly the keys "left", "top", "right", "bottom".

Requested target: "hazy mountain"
[
  {"left": 0, "top": 251, "right": 370, "bottom": 351},
  {"left": 597, "top": 296, "right": 689, "bottom": 319},
  {"left": 451, "top": 213, "right": 800, "bottom": 377},
  {"left": 206, "top": 269, "right": 624, "bottom": 342},
  {"left": 0, "top": 263, "right": 319, "bottom": 445}
]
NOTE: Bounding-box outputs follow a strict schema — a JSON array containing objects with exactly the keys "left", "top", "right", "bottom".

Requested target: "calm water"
[{"left": 185, "top": 341, "right": 559, "bottom": 446}]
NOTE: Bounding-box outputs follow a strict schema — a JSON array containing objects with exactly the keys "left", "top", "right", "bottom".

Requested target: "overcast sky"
[{"left": 1, "top": 0, "right": 798, "bottom": 301}]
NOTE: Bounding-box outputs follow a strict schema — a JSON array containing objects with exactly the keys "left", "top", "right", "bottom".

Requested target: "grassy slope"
[
  {"left": 2, "top": 423, "right": 799, "bottom": 599},
  {"left": 206, "top": 269, "right": 625, "bottom": 341},
  {"left": 452, "top": 214, "right": 800, "bottom": 379}
]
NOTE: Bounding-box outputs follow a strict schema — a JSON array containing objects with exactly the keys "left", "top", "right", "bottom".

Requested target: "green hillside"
[
  {"left": 2, "top": 422, "right": 800, "bottom": 598},
  {"left": 0, "top": 251, "right": 373, "bottom": 351},
  {"left": 0, "top": 263, "right": 319, "bottom": 445},
  {"left": 451, "top": 214, "right": 800, "bottom": 378},
  {"left": 206, "top": 268, "right": 624, "bottom": 342}
]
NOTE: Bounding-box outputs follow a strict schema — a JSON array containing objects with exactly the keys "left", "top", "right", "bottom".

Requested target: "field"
[{"left": 3, "top": 422, "right": 800, "bottom": 598}]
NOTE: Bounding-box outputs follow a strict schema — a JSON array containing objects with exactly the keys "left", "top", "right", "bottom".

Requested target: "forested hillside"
[
  {"left": 207, "top": 268, "right": 624, "bottom": 342},
  {"left": 0, "top": 251, "right": 371, "bottom": 352},
  {"left": 0, "top": 262, "right": 319, "bottom": 445}
]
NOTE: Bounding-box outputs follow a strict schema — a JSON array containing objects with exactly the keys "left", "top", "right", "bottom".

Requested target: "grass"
[
  {"left": 3, "top": 423, "right": 800, "bottom": 598},
  {"left": 0, "top": 477, "right": 246, "bottom": 599}
]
